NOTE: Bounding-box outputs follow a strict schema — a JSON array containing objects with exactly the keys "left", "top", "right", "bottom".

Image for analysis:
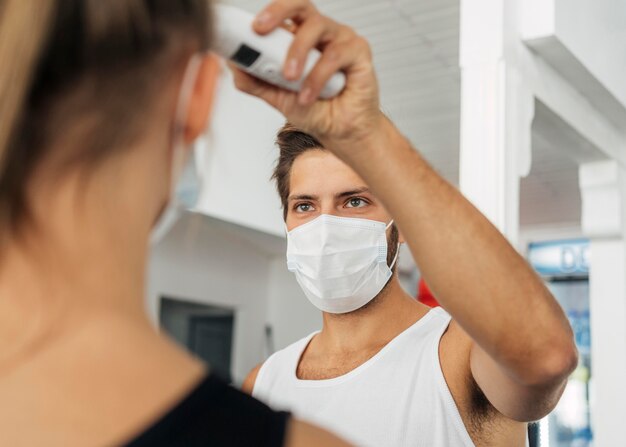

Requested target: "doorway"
[{"left": 159, "top": 297, "right": 235, "bottom": 383}]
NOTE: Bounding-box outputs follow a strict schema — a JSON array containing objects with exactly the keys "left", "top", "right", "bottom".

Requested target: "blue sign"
[{"left": 528, "top": 239, "right": 589, "bottom": 277}]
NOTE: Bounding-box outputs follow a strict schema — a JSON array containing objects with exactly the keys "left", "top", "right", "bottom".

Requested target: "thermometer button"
[{"left": 260, "top": 62, "right": 281, "bottom": 81}]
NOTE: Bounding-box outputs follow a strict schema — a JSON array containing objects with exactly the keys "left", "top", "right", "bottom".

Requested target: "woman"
[{"left": 0, "top": 0, "right": 366, "bottom": 445}]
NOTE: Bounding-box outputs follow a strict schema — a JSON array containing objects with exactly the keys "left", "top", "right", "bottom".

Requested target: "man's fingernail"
[{"left": 255, "top": 12, "right": 272, "bottom": 26}]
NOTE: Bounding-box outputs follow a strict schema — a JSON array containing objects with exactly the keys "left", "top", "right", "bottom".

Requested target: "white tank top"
[{"left": 253, "top": 307, "right": 476, "bottom": 447}]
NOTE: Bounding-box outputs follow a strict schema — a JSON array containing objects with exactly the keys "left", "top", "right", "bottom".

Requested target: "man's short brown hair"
[{"left": 272, "top": 123, "right": 325, "bottom": 220}]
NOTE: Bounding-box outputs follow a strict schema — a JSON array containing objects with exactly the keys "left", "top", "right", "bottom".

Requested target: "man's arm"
[
  {"left": 337, "top": 119, "right": 577, "bottom": 421},
  {"left": 233, "top": 0, "right": 577, "bottom": 422}
]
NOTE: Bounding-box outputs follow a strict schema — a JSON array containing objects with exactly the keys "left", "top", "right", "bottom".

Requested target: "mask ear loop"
[
  {"left": 389, "top": 243, "right": 401, "bottom": 269},
  {"left": 149, "top": 54, "right": 203, "bottom": 246},
  {"left": 170, "top": 54, "right": 204, "bottom": 195}
]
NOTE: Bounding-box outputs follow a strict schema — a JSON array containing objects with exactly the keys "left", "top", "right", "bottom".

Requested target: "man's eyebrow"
[
  {"left": 287, "top": 187, "right": 370, "bottom": 202},
  {"left": 335, "top": 187, "right": 370, "bottom": 199},
  {"left": 288, "top": 194, "right": 319, "bottom": 202}
]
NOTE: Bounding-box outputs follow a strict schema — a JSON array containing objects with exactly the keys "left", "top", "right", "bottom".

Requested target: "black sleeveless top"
[{"left": 125, "top": 375, "right": 290, "bottom": 447}]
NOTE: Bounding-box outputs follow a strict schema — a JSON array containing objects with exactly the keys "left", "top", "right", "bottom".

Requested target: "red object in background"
[{"left": 417, "top": 279, "right": 440, "bottom": 307}]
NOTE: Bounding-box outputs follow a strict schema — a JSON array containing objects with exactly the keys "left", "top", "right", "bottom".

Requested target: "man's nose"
[{"left": 319, "top": 203, "right": 340, "bottom": 217}]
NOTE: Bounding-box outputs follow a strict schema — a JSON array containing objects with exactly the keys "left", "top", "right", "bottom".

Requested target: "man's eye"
[
  {"left": 296, "top": 203, "right": 313, "bottom": 212},
  {"left": 346, "top": 198, "right": 367, "bottom": 208}
]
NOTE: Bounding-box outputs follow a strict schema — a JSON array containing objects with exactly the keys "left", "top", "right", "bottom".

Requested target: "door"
[{"left": 188, "top": 315, "right": 234, "bottom": 383}]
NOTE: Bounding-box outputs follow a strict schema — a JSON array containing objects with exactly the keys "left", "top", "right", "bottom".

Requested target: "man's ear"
[
  {"left": 184, "top": 54, "right": 221, "bottom": 145},
  {"left": 398, "top": 227, "right": 406, "bottom": 244}
]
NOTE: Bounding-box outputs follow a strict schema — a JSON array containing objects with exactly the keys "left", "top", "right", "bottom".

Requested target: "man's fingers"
[
  {"left": 253, "top": 0, "right": 316, "bottom": 35},
  {"left": 283, "top": 15, "right": 339, "bottom": 81},
  {"left": 230, "top": 64, "right": 275, "bottom": 100},
  {"left": 298, "top": 37, "right": 371, "bottom": 105},
  {"left": 229, "top": 64, "right": 299, "bottom": 115},
  {"left": 251, "top": 0, "right": 362, "bottom": 104}
]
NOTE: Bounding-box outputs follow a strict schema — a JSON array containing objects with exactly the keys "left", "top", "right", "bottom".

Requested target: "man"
[
  {"left": 232, "top": 2, "right": 578, "bottom": 446},
  {"left": 238, "top": 129, "right": 578, "bottom": 447}
]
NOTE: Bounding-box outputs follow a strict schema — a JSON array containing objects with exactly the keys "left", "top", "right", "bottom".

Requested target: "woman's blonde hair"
[
  {"left": 0, "top": 0, "right": 212, "bottom": 231},
  {"left": 0, "top": 0, "right": 55, "bottom": 200}
]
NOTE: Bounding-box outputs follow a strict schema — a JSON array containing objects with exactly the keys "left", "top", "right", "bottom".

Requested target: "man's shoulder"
[
  {"left": 242, "top": 363, "right": 264, "bottom": 395},
  {"left": 243, "top": 331, "right": 319, "bottom": 395}
]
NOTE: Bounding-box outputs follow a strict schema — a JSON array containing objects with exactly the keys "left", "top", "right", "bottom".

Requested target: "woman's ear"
[
  {"left": 398, "top": 228, "right": 406, "bottom": 244},
  {"left": 184, "top": 54, "right": 221, "bottom": 144}
]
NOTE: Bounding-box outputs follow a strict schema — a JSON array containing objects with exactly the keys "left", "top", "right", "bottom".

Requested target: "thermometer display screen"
[{"left": 231, "top": 44, "right": 261, "bottom": 67}]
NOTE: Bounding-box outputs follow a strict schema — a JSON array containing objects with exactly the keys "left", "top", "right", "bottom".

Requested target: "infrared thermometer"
[{"left": 213, "top": 4, "right": 346, "bottom": 99}]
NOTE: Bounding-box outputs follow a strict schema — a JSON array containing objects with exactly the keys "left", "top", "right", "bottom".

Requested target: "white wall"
[
  {"left": 148, "top": 212, "right": 271, "bottom": 383},
  {"left": 554, "top": 0, "right": 626, "bottom": 110},
  {"left": 588, "top": 239, "right": 626, "bottom": 447},
  {"left": 196, "top": 62, "right": 286, "bottom": 237},
  {"left": 521, "top": 0, "right": 626, "bottom": 133},
  {"left": 266, "top": 256, "right": 322, "bottom": 352},
  {"left": 578, "top": 160, "right": 626, "bottom": 445}
]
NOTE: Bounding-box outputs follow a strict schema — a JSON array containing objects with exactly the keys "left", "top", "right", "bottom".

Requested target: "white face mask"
[
  {"left": 286, "top": 214, "right": 400, "bottom": 314},
  {"left": 150, "top": 55, "right": 206, "bottom": 245}
]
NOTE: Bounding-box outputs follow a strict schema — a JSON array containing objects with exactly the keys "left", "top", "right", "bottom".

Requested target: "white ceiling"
[{"left": 221, "top": 0, "right": 587, "bottom": 230}]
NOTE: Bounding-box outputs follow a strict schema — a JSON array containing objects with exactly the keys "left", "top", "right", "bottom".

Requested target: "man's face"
[{"left": 285, "top": 149, "right": 395, "bottom": 231}]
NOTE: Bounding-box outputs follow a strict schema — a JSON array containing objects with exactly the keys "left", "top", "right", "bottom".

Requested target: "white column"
[
  {"left": 579, "top": 160, "right": 626, "bottom": 445},
  {"left": 459, "top": 0, "right": 534, "bottom": 245}
]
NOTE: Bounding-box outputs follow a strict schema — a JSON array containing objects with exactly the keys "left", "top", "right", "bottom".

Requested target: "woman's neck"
[{"left": 0, "top": 172, "right": 153, "bottom": 372}]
